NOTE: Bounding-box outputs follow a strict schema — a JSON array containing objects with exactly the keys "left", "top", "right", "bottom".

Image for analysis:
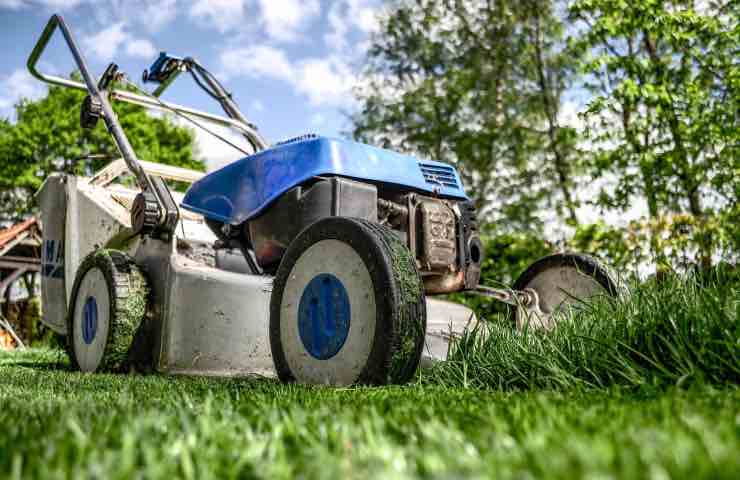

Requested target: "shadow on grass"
[{"left": 6, "top": 360, "right": 73, "bottom": 372}]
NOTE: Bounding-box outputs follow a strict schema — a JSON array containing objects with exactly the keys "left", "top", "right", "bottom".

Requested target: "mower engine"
[
  {"left": 377, "top": 193, "right": 482, "bottom": 293},
  {"left": 245, "top": 182, "right": 482, "bottom": 293},
  {"left": 182, "top": 135, "right": 483, "bottom": 294}
]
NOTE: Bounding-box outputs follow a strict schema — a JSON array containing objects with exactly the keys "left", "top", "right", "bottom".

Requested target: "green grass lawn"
[
  {"left": 1, "top": 275, "right": 738, "bottom": 479},
  {"left": 1, "top": 349, "right": 738, "bottom": 479}
]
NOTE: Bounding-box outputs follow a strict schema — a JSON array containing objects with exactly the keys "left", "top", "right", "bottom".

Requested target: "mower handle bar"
[
  {"left": 27, "top": 15, "right": 266, "bottom": 164},
  {"left": 28, "top": 14, "right": 156, "bottom": 192}
]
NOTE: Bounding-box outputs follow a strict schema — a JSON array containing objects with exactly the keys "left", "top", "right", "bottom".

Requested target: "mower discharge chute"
[{"left": 31, "top": 15, "right": 619, "bottom": 385}]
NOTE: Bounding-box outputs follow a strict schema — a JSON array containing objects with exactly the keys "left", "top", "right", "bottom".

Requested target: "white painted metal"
[
  {"left": 64, "top": 178, "right": 139, "bottom": 305},
  {"left": 423, "top": 298, "right": 477, "bottom": 366},
  {"left": 279, "top": 239, "right": 377, "bottom": 385},
  {"left": 40, "top": 163, "right": 478, "bottom": 377},
  {"left": 38, "top": 174, "right": 69, "bottom": 333},
  {"left": 134, "top": 237, "right": 274, "bottom": 377},
  {"left": 71, "top": 267, "right": 110, "bottom": 372},
  {"left": 165, "top": 257, "right": 274, "bottom": 376},
  {"left": 38, "top": 169, "right": 216, "bottom": 335},
  {"left": 90, "top": 159, "right": 205, "bottom": 187}
]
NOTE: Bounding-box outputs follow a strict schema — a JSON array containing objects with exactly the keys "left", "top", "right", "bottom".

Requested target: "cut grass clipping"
[{"left": 0, "top": 273, "right": 737, "bottom": 478}]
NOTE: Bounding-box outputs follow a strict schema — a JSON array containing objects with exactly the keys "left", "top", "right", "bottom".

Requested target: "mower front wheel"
[
  {"left": 269, "top": 217, "right": 426, "bottom": 386},
  {"left": 66, "top": 250, "right": 149, "bottom": 372}
]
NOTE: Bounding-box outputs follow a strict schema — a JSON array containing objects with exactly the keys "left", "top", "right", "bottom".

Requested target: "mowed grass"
[
  {"left": 1, "top": 349, "right": 738, "bottom": 479},
  {"left": 0, "top": 274, "right": 738, "bottom": 479}
]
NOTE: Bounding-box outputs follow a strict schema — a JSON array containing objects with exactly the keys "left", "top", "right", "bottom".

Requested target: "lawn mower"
[{"left": 29, "top": 15, "right": 619, "bottom": 385}]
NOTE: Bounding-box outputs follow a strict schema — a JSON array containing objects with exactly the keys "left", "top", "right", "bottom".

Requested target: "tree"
[
  {"left": 0, "top": 78, "right": 204, "bottom": 223},
  {"left": 353, "top": 0, "right": 583, "bottom": 232},
  {"left": 570, "top": 0, "right": 739, "bottom": 269}
]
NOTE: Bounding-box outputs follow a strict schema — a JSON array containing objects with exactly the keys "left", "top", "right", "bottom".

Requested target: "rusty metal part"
[
  {"left": 0, "top": 315, "right": 25, "bottom": 350},
  {"left": 423, "top": 270, "right": 466, "bottom": 294},
  {"left": 464, "top": 239, "right": 482, "bottom": 288},
  {"left": 473, "top": 285, "right": 534, "bottom": 306},
  {"left": 458, "top": 202, "right": 482, "bottom": 289},
  {"left": 471, "top": 285, "right": 545, "bottom": 325},
  {"left": 378, "top": 198, "right": 408, "bottom": 219},
  {"left": 378, "top": 194, "right": 480, "bottom": 295},
  {"left": 407, "top": 194, "right": 418, "bottom": 256},
  {"left": 378, "top": 195, "right": 483, "bottom": 295}
]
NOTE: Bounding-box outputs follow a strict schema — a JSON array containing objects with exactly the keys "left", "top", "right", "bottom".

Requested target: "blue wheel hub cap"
[
  {"left": 298, "top": 273, "right": 351, "bottom": 360},
  {"left": 82, "top": 296, "right": 98, "bottom": 345}
]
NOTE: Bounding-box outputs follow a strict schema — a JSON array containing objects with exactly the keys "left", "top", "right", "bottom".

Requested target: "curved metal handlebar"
[
  {"left": 27, "top": 14, "right": 266, "bottom": 156},
  {"left": 28, "top": 14, "right": 153, "bottom": 191}
]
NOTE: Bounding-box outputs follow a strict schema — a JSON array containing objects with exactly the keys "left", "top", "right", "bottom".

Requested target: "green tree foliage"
[
  {"left": 0, "top": 79, "right": 204, "bottom": 222},
  {"left": 355, "top": 0, "right": 738, "bottom": 272},
  {"left": 353, "top": 0, "right": 582, "bottom": 231},
  {"left": 570, "top": 0, "right": 739, "bottom": 268}
]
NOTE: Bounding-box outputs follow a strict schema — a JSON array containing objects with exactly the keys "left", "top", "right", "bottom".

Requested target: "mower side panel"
[
  {"left": 134, "top": 238, "right": 476, "bottom": 378},
  {"left": 38, "top": 175, "right": 68, "bottom": 333},
  {"left": 136, "top": 238, "right": 274, "bottom": 376},
  {"left": 181, "top": 136, "right": 468, "bottom": 225},
  {"left": 38, "top": 174, "right": 138, "bottom": 334}
]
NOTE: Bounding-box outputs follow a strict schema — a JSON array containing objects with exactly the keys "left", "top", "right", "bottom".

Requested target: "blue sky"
[{"left": 0, "top": 0, "right": 381, "bottom": 168}]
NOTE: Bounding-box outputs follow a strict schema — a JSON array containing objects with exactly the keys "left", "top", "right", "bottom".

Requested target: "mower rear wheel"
[
  {"left": 270, "top": 217, "right": 426, "bottom": 386},
  {"left": 66, "top": 250, "right": 149, "bottom": 372},
  {"left": 512, "top": 253, "right": 620, "bottom": 330}
]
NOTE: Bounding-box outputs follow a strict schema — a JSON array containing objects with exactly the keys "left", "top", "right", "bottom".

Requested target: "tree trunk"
[
  {"left": 530, "top": 7, "right": 579, "bottom": 225},
  {"left": 643, "top": 30, "right": 711, "bottom": 270}
]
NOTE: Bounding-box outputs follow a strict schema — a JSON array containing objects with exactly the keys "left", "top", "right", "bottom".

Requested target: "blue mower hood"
[{"left": 181, "top": 135, "right": 468, "bottom": 225}]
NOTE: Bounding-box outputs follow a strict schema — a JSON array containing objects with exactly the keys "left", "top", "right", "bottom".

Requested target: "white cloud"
[
  {"left": 189, "top": 0, "right": 247, "bottom": 33},
  {"left": 310, "top": 112, "right": 325, "bottom": 126},
  {"left": 0, "top": 0, "right": 24, "bottom": 9},
  {"left": 39, "top": 0, "right": 84, "bottom": 7},
  {"left": 250, "top": 99, "right": 265, "bottom": 113},
  {"left": 1, "top": 1, "right": 179, "bottom": 34},
  {"left": 219, "top": 45, "right": 357, "bottom": 108},
  {"left": 192, "top": 122, "right": 252, "bottom": 171},
  {"left": 558, "top": 100, "right": 585, "bottom": 130},
  {"left": 137, "top": 0, "right": 178, "bottom": 31},
  {"left": 354, "top": 3, "right": 380, "bottom": 33},
  {"left": 294, "top": 57, "right": 355, "bottom": 107},
  {"left": 83, "top": 22, "right": 158, "bottom": 61},
  {"left": 163, "top": 112, "right": 250, "bottom": 170},
  {"left": 73, "top": 1, "right": 180, "bottom": 32},
  {"left": 0, "top": 0, "right": 84, "bottom": 9},
  {"left": 257, "top": 0, "right": 320, "bottom": 42},
  {"left": 188, "top": 0, "right": 320, "bottom": 42},
  {"left": 0, "top": 69, "right": 47, "bottom": 113},
  {"left": 83, "top": 23, "right": 128, "bottom": 61},
  {"left": 325, "top": 0, "right": 381, "bottom": 52},
  {"left": 125, "top": 38, "right": 157, "bottom": 59},
  {"left": 219, "top": 44, "right": 294, "bottom": 81}
]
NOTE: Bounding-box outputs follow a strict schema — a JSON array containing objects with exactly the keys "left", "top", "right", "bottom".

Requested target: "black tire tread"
[
  {"left": 512, "top": 252, "right": 620, "bottom": 296},
  {"left": 357, "top": 219, "right": 426, "bottom": 384}
]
